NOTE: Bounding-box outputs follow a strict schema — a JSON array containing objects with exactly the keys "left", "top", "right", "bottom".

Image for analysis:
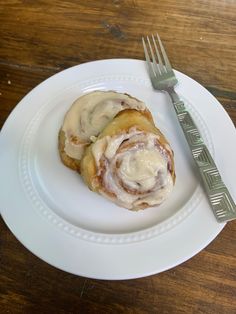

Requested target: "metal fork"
[{"left": 142, "top": 34, "right": 236, "bottom": 223}]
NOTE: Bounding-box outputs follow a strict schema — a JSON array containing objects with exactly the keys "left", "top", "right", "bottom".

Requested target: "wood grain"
[{"left": 0, "top": 0, "right": 236, "bottom": 313}]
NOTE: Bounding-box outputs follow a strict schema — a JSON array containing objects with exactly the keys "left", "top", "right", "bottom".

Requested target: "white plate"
[{"left": 1, "top": 59, "right": 236, "bottom": 280}]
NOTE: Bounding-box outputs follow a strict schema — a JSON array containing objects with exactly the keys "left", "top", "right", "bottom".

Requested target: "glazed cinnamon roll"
[
  {"left": 58, "top": 91, "right": 153, "bottom": 171},
  {"left": 80, "top": 109, "right": 175, "bottom": 210}
]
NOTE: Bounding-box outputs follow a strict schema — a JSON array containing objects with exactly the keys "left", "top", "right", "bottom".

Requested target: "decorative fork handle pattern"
[{"left": 172, "top": 99, "right": 236, "bottom": 222}]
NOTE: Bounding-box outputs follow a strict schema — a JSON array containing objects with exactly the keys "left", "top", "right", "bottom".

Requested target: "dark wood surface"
[{"left": 1, "top": 1, "right": 236, "bottom": 313}]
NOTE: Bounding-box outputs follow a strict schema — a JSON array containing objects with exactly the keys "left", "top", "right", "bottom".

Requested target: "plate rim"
[{"left": 1, "top": 58, "right": 235, "bottom": 279}]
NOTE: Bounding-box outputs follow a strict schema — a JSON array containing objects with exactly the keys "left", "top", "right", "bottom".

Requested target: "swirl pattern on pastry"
[
  {"left": 81, "top": 109, "right": 175, "bottom": 210},
  {"left": 58, "top": 91, "right": 153, "bottom": 171}
]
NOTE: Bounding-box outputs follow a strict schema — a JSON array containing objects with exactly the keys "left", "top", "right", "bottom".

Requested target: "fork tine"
[
  {"left": 156, "top": 33, "right": 172, "bottom": 72},
  {"left": 151, "top": 34, "right": 165, "bottom": 74},
  {"left": 146, "top": 36, "right": 160, "bottom": 75},
  {"left": 142, "top": 37, "right": 155, "bottom": 79}
]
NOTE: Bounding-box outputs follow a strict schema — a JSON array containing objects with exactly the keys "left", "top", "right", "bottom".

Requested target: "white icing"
[
  {"left": 92, "top": 129, "right": 174, "bottom": 209},
  {"left": 64, "top": 139, "right": 86, "bottom": 160},
  {"left": 61, "top": 91, "right": 146, "bottom": 159},
  {"left": 104, "top": 136, "right": 126, "bottom": 160},
  {"left": 91, "top": 137, "right": 108, "bottom": 167},
  {"left": 118, "top": 149, "right": 166, "bottom": 191}
]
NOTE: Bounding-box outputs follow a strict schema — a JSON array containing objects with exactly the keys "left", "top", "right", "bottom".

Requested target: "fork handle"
[{"left": 168, "top": 92, "right": 236, "bottom": 222}]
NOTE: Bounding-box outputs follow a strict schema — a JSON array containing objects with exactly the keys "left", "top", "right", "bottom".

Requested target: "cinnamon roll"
[
  {"left": 58, "top": 91, "right": 153, "bottom": 171},
  {"left": 80, "top": 109, "right": 175, "bottom": 210}
]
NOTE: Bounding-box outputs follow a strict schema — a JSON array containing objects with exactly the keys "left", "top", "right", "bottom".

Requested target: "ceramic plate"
[{"left": 1, "top": 59, "right": 235, "bottom": 279}]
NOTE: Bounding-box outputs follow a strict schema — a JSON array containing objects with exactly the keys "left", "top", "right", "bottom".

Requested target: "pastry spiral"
[
  {"left": 80, "top": 109, "right": 175, "bottom": 210},
  {"left": 58, "top": 91, "right": 153, "bottom": 171}
]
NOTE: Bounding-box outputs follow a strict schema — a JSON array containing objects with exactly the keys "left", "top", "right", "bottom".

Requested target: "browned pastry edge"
[{"left": 58, "top": 128, "right": 82, "bottom": 172}]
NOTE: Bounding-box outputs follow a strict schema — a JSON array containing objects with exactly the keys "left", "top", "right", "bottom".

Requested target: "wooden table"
[{"left": 1, "top": 1, "right": 236, "bottom": 313}]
